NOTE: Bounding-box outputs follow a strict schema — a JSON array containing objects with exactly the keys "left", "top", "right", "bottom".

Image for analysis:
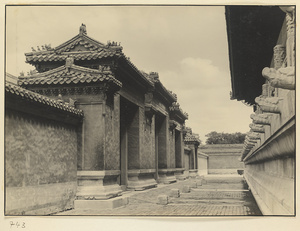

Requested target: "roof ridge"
[
  {"left": 71, "top": 64, "right": 111, "bottom": 74},
  {"left": 18, "top": 64, "right": 122, "bottom": 87},
  {"left": 122, "top": 55, "right": 154, "bottom": 87},
  {"left": 19, "top": 66, "right": 66, "bottom": 79},
  {"left": 19, "top": 64, "right": 114, "bottom": 80}
]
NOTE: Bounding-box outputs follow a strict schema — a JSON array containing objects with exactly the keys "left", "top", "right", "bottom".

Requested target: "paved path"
[{"left": 56, "top": 174, "right": 262, "bottom": 216}]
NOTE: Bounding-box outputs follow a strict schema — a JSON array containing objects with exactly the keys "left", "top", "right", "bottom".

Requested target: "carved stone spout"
[
  {"left": 249, "top": 123, "right": 265, "bottom": 133},
  {"left": 246, "top": 132, "right": 261, "bottom": 140},
  {"left": 255, "top": 96, "right": 282, "bottom": 113},
  {"left": 262, "top": 67, "right": 295, "bottom": 90},
  {"left": 250, "top": 113, "right": 271, "bottom": 125},
  {"left": 244, "top": 143, "right": 255, "bottom": 149},
  {"left": 245, "top": 136, "right": 257, "bottom": 143},
  {"left": 244, "top": 139, "right": 256, "bottom": 146}
]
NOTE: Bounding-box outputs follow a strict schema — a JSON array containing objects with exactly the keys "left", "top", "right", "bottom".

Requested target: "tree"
[{"left": 205, "top": 131, "right": 246, "bottom": 144}]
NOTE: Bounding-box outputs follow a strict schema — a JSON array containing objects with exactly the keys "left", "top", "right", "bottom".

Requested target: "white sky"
[{"left": 5, "top": 5, "right": 254, "bottom": 142}]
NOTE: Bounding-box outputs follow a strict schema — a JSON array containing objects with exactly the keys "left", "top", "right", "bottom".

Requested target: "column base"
[
  {"left": 189, "top": 169, "right": 198, "bottom": 178},
  {"left": 76, "top": 170, "right": 122, "bottom": 200},
  {"left": 158, "top": 169, "right": 177, "bottom": 184},
  {"left": 174, "top": 168, "right": 186, "bottom": 180},
  {"left": 127, "top": 169, "right": 157, "bottom": 191}
]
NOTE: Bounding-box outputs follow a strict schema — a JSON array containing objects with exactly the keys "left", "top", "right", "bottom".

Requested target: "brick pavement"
[{"left": 56, "top": 174, "right": 262, "bottom": 216}]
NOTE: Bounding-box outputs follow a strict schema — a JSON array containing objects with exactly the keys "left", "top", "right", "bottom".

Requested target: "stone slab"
[
  {"left": 182, "top": 185, "right": 191, "bottom": 193},
  {"left": 169, "top": 189, "right": 180, "bottom": 198},
  {"left": 74, "top": 196, "right": 129, "bottom": 210},
  {"left": 157, "top": 195, "right": 168, "bottom": 205}
]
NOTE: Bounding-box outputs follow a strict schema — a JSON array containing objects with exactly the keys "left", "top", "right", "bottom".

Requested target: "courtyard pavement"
[{"left": 56, "top": 174, "right": 262, "bottom": 216}]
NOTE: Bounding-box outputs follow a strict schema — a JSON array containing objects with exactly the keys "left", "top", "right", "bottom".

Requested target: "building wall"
[
  {"left": 226, "top": 7, "right": 295, "bottom": 215},
  {"left": 78, "top": 103, "right": 105, "bottom": 170},
  {"left": 5, "top": 109, "right": 79, "bottom": 215},
  {"left": 199, "top": 144, "right": 244, "bottom": 174},
  {"left": 197, "top": 153, "right": 208, "bottom": 176},
  {"left": 140, "top": 112, "right": 155, "bottom": 169},
  {"left": 104, "top": 95, "right": 121, "bottom": 170},
  {"left": 169, "top": 129, "right": 176, "bottom": 168},
  {"left": 244, "top": 156, "right": 294, "bottom": 215},
  {"left": 243, "top": 90, "right": 295, "bottom": 215}
]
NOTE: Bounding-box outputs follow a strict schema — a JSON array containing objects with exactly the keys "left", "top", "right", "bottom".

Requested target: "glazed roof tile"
[
  {"left": 6, "top": 82, "right": 84, "bottom": 116},
  {"left": 18, "top": 64, "right": 122, "bottom": 87}
]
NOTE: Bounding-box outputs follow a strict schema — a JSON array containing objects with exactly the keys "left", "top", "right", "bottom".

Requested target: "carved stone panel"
[{"left": 273, "top": 45, "right": 286, "bottom": 70}]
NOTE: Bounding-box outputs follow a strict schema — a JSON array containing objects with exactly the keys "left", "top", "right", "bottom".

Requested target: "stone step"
[
  {"left": 169, "top": 198, "right": 247, "bottom": 205},
  {"left": 180, "top": 190, "right": 249, "bottom": 199},
  {"left": 197, "top": 183, "right": 248, "bottom": 190},
  {"left": 203, "top": 177, "right": 245, "bottom": 184}
]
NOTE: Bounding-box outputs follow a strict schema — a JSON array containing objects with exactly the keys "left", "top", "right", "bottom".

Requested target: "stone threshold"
[{"left": 191, "top": 189, "right": 249, "bottom": 192}]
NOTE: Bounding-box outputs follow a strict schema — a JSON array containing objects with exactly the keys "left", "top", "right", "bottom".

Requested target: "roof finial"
[
  {"left": 65, "top": 55, "right": 74, "bottom": 68},
  {"left": 79, "top": 23, "right": 87, "bottom": 35}
]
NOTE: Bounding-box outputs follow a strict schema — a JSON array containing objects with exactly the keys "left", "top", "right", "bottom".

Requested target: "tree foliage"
[{"left": 205, "top": 131, "right": 246, "bottom": 144}]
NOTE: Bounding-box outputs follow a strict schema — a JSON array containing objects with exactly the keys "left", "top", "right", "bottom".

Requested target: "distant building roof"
[{"left": 184, "top": 132, "right": 201, "bottom": 144}]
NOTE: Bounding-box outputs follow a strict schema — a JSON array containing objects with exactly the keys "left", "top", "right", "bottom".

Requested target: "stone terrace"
[{"left": 56, "top": 175, "right": 262, "bottom": 216}]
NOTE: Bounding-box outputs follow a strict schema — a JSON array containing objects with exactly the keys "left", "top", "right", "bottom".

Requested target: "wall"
[
  {"left": 104, "top": 94, "right": 121, "bottom": 170},
  {"left": 199, "top": 144, "right": 244, "bottom": 174},
  {"left": 140, "top": 112, "right": 155, "bottom": 169},
  {"left": 5, "top": 109, "right": 79, "bottom": 215},
  {"left": 197, "top": 152, "right": 208, "bottom": 176},
  {"left": 243, "top": 90, "right": 295, "bottom": 215},
  {"left": 78, "top": 103, "right": 104, "bottom": 170},
  {"left": 169, "top": 128, "right": 176, "bottom": 168}
]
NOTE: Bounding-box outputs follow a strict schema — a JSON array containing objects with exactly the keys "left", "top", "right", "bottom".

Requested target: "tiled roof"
[
  {"left": 169, "top": 102, "right": 188, "bottom": 120},
  {"left": 142, "top": 72, "right": 177, "bottom": 102},
  {"left": 25, "top": 50, "right": 120, "bottom": 63},
  {"left": 25, "top": 34, "right": 122, "bottom": 64},
  {"left": 184, "top": 133, "right": 201, "bottom": 144},
  {"left": 122, "top": 57, "right": 154, "bottom": 87},
  {"left": 5, "top": 82, "right": 84, "bottom": 116},
  {"left": 18, "top": 64, "right": 122, "bottom": 87}
]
